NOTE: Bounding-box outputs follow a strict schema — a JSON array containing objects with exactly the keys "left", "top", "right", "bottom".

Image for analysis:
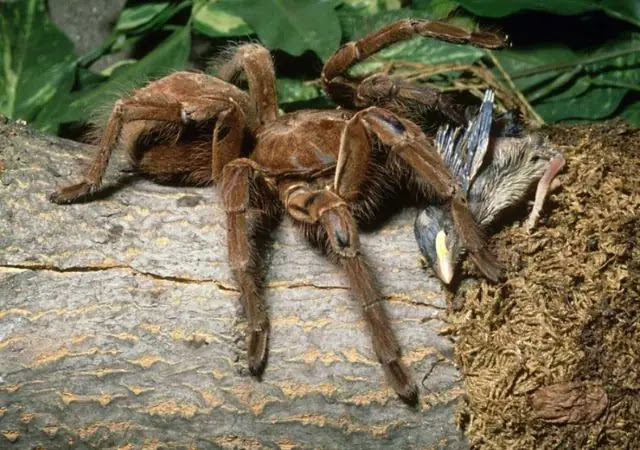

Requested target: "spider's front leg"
[
  {"left": 322, "top": 18, "right": 508, "bottom": 108},
  {"left": 335, "top": 107, "right": 503, "bottom": 282},
  {"left": 279, "top": 180, "right": 418, "bottom": 405},
  {"left": 222, "top": 159, "right": 275, "bottom": 375}
]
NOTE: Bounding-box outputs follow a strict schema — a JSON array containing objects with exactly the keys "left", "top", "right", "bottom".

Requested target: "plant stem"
[{"left": 487, "top": 50, "right": 544, "bottom": 126}]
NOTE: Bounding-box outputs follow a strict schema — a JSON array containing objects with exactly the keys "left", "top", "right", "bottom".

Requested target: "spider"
[
  {"left": 415, "top": 90, "right": 566, "bottom": 284},
  {"left": 50, "top": 19, "right": 507, "bottom": 404}
]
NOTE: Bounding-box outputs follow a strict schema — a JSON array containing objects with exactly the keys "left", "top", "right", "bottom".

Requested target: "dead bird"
[{"left": 415, "top": 90, "right": 566, "bottom": 284}]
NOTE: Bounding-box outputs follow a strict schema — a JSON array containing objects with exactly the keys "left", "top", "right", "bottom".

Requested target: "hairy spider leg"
[
  {"left": 279, "top": 180, "right": 419, "bottom": 405},
  {"left": 335, "top": 106, "right": 502, "bottom": 282},
  {"left": 222, "top": 159, "right": 278, "bottom": 375},
  {"left": 322, "top": 19, "right": 508, "bottom": 108},
  {"left": 49, "top": 75, "right": 251, "bottom": 203},
  {"left": 49, "top": 99, "right": 183, "bottom": 203},
  {"left": 217, "top": 43, "right": 278, "bottom": 125}
]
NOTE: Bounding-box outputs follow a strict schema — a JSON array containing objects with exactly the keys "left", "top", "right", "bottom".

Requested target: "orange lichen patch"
[
  {"left": 118, "top": 444, "right": 136, "bottom": 450},
  {"left": 0, "top": 307, "right": 30, "bottom": 320},
  {"left": 138, "top": 322, "right": 162, "bottom": 334},
  {"left": 384, "top": 292, "right": 432, "bottom": 307},
  {"left": 108, "top": 332, "right": 139, "bottom": 343},
  {"left": 341, "top": 375, "right": 368, "bottom": 382},
  {"left": 58, "top": 392, "right": 125, "bottom": 407},
  {"left": 1, "top": 380, "right": 46, "bottom": 393},
  {"left": 0, "top": 407, "right": 6, "bottom": 417},
  {"left": 288, "top": 349, "right": 343, "bottom": 365},
  {"left": 302, "top": 317, "right": 333, "bottom": 332},
  {"left": 196, "top": 389, "right": 224, "bottom": 408},
  {"left": 170, "top": 328, "right": 187, "bottom": 340},
  {"left": 271, "top": 315, "right": 302, "bottom": 328},
  {"left": 124, "top": 385, "right": 154, "bottom": 396},
  {"left": 146, "top": 400, "right": 198, "bottom": 418},
  {"left": 185, "top": 330, "right": 216, "bottom": 346},
  {"left": 42, "top": 425, "right": 59, "bottom": 437},
  {"left": 344, "top": 389, "right": 393, "bottom": 406},
  {"left": 273, "top": 381, "right": 336, "bottom": 399},
  {"left": 20, "top": 412, "right": 35, "bottom": 424},
  {"left": 29, "top": 346, "right": 120, "bottom": 368},
  {"left": 272, "top": 315, "right": 333, "bottom": 331},
  {"left": 27, "top": 304, "right": 100, "bottom": 321},
  {"left": 29, "top": 346, "right": 70, "bottom": 367},
  {"left": 71, "top": 368, "right": 130, "bottom": 378},
  {"left": 1, "top": 431, "right": 20, "bottom": 442},
  {"left": 223, "top": 384, "right": 282, "bottom": 415},
  {"left": 267, "top": 414, "right": 401, "bottom": 437},
  {"left": 214, "top": 435, "right": 263, "bottom": 449},
  {"left": 403, "top": 346, "right": 437, "bottom": 364},
  {"left": 211, "top": 369, "right": 226, "bottom": 379},
  {"left": 276, "top": 439, "right": 301, "bottom": 450},
  {"left": 75, "top": 422, "right": 141, "bottom": 439},
  {"left": 341, "top": 348, "right": 376, "bottom": 366},
  {"left": 0, "top": 333, "right": 27, "bottom": 350},
  {"left": 127, "top": 354, "right": 168, "bottom": 369},
  {"left": 70, "top": 333, "right": 94, "bottom": 345}
]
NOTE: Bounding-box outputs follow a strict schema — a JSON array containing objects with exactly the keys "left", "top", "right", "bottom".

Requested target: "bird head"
[{"left": 414, "top": 206, "right": 462, "bottom": 285}]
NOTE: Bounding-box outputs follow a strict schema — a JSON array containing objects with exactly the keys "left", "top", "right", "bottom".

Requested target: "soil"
[{"left": 449, "top": 121, "right": 640, "bottom": 448}]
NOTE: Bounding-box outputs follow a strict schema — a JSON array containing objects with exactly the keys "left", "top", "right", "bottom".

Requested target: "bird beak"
[{"left": 435, "top": 230, "right": 454, "bottom": 284}]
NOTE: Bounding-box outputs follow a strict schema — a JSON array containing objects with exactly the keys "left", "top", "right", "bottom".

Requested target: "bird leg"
[{"left": 526, "top": 153, "right": 566, "bottom": 231}]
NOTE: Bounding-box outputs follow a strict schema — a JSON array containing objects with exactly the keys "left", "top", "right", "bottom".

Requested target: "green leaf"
[
  {"left": 223, "top": 0, "right": 342, "bottom": 60},
  {"left": 497, "top": 34, "right": 640, "bottom": 121},
  {"left": 193, "top": 0, "right": 252, "bottom": 37},
  {"left": 336, "top": 4, "right": 481, "bottom": 75},
  {"left": 350, "top": 37, "right": 485, "bottom": 76},
  {"left": 536, "top": 87, "right": 627, "bottom": 121},
  {"left": 455, "top": 0, "right": 640, "bottom": 28},
  {"left": 412, "top": 0, "right": 460, "bottom": 17},
  {"left": 115, "top": 2, "right": 170, "bottom": 31},
  {"left": 621, "top": 99, "right": 640, "bottom": 127},
  {"left": 58, "top": 27, "right": 191, "bottom": 124},
  {"left": 0, "top": 0, "right": 77, "bottom": 125},
  {"left": 277, "top": 78, "right": 322, "bottom": 104}
]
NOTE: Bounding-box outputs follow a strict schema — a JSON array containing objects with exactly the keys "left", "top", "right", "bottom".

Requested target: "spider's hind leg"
[{"left": 49, "top": 99, "right": 183, "bottom": 204}]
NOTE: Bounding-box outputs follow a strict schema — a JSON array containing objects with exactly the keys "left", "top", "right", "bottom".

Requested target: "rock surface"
[{"left": 0, "top": 120, "right": 466, "bottom": 448}]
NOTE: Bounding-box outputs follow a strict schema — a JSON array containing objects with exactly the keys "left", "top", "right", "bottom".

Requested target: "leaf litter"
[{"left": 446, "top": 121, "right": 639, "bottom": 448}]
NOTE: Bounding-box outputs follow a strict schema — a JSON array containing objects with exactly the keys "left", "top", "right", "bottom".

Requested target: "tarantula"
[
  {"left": 415, "top": 90, "right": 566, "bottom": 284},
  {"left": 50, "top": 20, "right": 507, "bottom": 404}
]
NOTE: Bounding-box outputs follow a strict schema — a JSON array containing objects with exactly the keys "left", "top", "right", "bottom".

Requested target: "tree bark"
[{"left": 0, "top": 119, "right": 465, "bottom": 449}]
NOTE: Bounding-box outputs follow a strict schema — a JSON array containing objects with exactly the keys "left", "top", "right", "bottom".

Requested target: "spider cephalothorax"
[{"left": 50, "top": 20, "right": 507, "bottom": 404}]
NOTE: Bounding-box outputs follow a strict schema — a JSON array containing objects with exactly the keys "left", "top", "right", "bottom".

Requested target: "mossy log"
[{"left": 0, "top": 119, "right": 466, "bottom": 449}]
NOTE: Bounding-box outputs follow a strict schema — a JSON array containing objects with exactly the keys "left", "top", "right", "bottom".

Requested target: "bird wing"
[{"left": 435, "top": 89, "right": 494, "bottom": 195}]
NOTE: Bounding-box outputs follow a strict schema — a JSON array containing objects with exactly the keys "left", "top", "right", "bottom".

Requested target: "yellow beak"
[{"left": 435, "top": 230, "right": 454, "bottom": 284}]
